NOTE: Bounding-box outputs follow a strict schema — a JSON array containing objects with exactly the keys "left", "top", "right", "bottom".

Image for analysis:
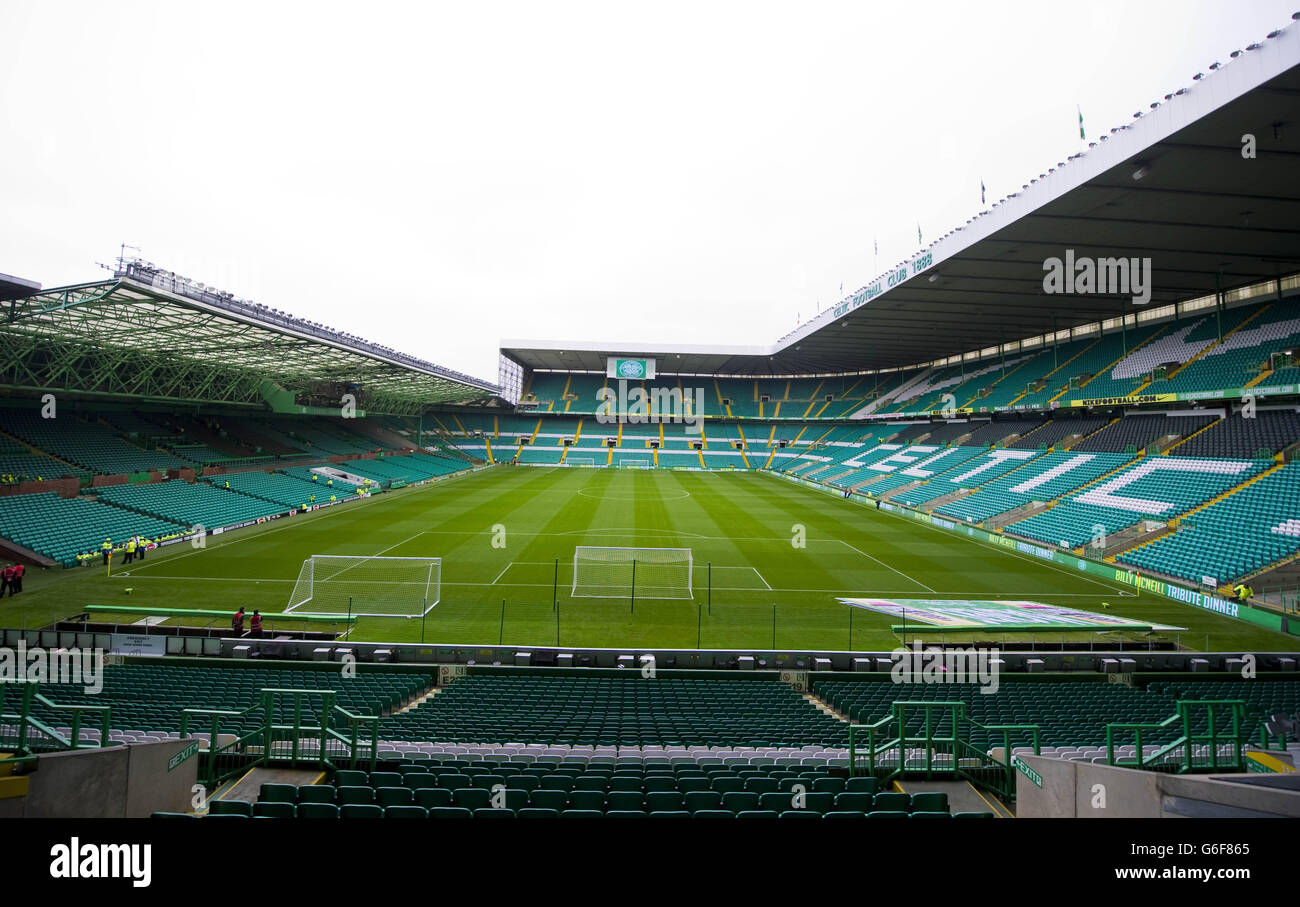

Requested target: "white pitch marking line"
[
  {"left": 103, "top": 574, "right": 1131, "bottom": 597},
  {"left": 490, "top": 562, "right": 514, "bottom": 585},
  {"left": 835, "top": 539, "right": 936, "bottom": 593},
  {"left": 752, "top": 567, "right": 773, "bottom": 590}
]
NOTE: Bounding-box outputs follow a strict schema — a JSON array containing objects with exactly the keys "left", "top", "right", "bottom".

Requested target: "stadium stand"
[
  {"left": 2, "top": 411, "right": 190, "bottom": 474},
  {"left": 95, "top": 479, "right": 288, "bottom": 527},
  {"left": 372, "top": 675, "right": 848, "bottom": 748},
  {"left": 209, "top": 470, "right": 335, "bottom": 508},
  {"left": 0, "top": 438, "right": 89, "bottom": 481},
  {"left": 1004, "top": 456, "right": 1267, "bottom": 547},
  {"left": 0, "top": 492, "right": 183, "bottom": 564},
  {"left": 1008, "top": 415, "right": 1109, "bottom": 449},
  {"left": 1117, "top": 461, "right": 1300, "bottom": 584},
  {"left": 1170, "top": 408, "right": 1300, "bottom": 459},
  {"left": 1070, "top": 413, "right": 1217, "bottom": 453},
  {"left": 933, "top": 450, "right": 1134, "bottom": 523}
]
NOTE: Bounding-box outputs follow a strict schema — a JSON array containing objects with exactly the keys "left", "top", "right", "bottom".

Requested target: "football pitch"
[{"left": 8, "top": 466, "right": 1297, "bottom": 652}]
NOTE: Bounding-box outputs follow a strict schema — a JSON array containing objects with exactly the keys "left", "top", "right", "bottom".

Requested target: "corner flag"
[{"left": 1078, "top": 105, "right": 1086, "bottom": 140}]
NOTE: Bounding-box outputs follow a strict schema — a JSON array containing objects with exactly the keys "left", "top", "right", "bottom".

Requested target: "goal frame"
[
  {"left": 285, "top": 554, "right": 441, "bottom": 618},
  {"left": 616, "top": 456, "right": 652, "bottom": 468},
  {"left": 566, "top": 456, "right": 598, "bottom": 467},
  {"left": 571, "top": 546, "right": 693, "bottom": 600}
]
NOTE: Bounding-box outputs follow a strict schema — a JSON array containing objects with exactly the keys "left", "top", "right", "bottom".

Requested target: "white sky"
[{"left": 2, "top": 0, "right": 1295, "bottom": 382}]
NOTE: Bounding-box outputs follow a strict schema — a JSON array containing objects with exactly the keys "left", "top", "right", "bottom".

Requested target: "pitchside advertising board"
[{"left": 606, "top": 357, "right": 656, "bottom": 380}]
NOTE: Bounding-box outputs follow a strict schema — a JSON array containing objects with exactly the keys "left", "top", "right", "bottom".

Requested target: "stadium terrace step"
[{"left": 218, "top": 766, "right": 326, "bottom": 807}]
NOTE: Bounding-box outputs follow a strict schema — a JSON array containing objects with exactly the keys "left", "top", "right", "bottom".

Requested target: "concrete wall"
[
  {"left": 0, "top": 739, "right": 198, "bottom": 818},
  {"left": 1017, "top": 753, "right": 1300, "bottom": 818}
]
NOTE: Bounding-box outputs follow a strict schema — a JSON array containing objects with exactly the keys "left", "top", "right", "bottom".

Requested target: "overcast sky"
[{"left": 2, "top": 1, "right": 1295, "bottom": 382}]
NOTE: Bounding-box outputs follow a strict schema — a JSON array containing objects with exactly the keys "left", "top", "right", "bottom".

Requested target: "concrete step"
[
  {"left": 217, "top": 765, "right": 326, "bottom": 806},
  {"left": 895, "top": 778, "right": 1014, "bottom": 817}
]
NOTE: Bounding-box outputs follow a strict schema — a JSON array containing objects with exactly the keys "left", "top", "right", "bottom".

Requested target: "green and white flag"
[{"left": 1078, "top": 105, "right": 1085, "bottom": 140}]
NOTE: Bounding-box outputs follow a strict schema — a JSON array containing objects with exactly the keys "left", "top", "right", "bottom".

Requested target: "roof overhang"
[{"left": 504, "top": 22, "right": 1300, "bottom": 377}]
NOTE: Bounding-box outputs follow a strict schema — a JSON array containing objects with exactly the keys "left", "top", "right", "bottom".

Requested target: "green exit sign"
[
  {"left": 1016, "top": 758, "right": 1042, "bottom": 788},
  {"left": 168, "top": 741, "right": 200, "bottom": 772}
]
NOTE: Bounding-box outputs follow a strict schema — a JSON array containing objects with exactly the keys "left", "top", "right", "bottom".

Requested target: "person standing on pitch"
[
  {"left": 12, "top": 562, "right": 23, "bottom": 595},
  {"left": 101, "top": 538, "right": 112, "bottom": 566}
]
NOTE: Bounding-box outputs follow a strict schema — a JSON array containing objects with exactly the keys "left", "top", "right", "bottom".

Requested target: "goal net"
[
  {"left": 571, "top": 547, "right": 693, "bottom": 599},
  {"left": 567, "top": 456, "right": 597, "bottom": 467},
  {"left": 617, "top": 456, "right": 652, "bottom": 468},
  {"left": 286, "top": 555, "right": 441, "bottom": 617}
]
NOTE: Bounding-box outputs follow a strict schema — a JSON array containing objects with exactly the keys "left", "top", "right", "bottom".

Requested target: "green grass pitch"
[{"left": 8, "top": 466, "right": 1297, "bottom": 652}]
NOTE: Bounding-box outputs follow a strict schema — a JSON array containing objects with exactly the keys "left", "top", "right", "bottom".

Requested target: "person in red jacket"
[
  {"left": 249, "top": 610, "right": 263, "bottom": 638},
  {"left": 232, "top": 607, "right": 246, "bottom": 635},
  {"left": 11, "top": 562, "right": 23, "bottom": 595},
  {"left": 0, "top": 564, "right": 12, "bottom": 598}
]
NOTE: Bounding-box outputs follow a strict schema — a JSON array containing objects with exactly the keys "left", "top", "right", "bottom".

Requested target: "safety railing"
[
  {"left": 0, "top": 680, "right": 112, "bottom": 756},
  {"left": 847, "top": 700, "right": 1040, "bottom": 801},
  {"left": 1106, "top": 699, "right": 1248, "bottom": 773},
  {"left": 181, "top": 687, "right": 379, "bottom": 788}
]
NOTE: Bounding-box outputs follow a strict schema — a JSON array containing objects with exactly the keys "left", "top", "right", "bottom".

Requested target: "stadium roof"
[
  {"left": 0, "top": 272, "right": 40, "bottom": 302},
  {"left": 505, "top": 20, "right": 1300, "bottom": 377},
  {"left": 1, "top": 263, "right": 499, "bottom": 414}
]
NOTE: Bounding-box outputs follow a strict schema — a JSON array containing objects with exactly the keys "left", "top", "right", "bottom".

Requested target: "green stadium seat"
[
  {"left": 415, "top": 788, "right": 453, "bottom": 809},
  {"left": 472, "top": 808, "right": 515, "bottom": 819},
  {"left": 429, "top": 807, "right": 473, "bottom": 819},
  {"left": 910, "top": 792, "right": 949, "bottom": 813},
  {"left": 721, "top": 792, "right": 760, "bottom": 812},
  {"left": 452, "top": 789, "right": 490, "bottom": 810},
  {"left": 384, "top": 806, "right": 429, "bottom": 819},
  {"left": 340, "top": 804, "right": 384, "bottom": 819},
  {"left": 871, "top": 793, "right": 910, "bottom": 812},
  {"left": 209, "top": 800, "right": 252, "bottom": 817},
  {"left": 252, "top": 802, "right": 296, "bottom": 818},
  {"left": 259, "top": 783, "right": 297, "bottom": 804},
  {"left": 336, "top": 786, "right": 374, "bottom": 805},
  {"left": 528, "top": 790, "right": 568, "bottom": 811},
  {"left": 375, "top": 787, "right": 413, "bottom": 807},
  {"left": 567, "top": 790, "right": 605, "bottom": 811},
  {"left": 298, "top": 803, "right": 340, "bottom": 819},
  {"left": 684, "top": 791, "right": 723, "bottom": 813}
]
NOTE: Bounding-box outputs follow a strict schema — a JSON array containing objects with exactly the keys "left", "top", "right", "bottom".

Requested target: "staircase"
[{"left": 1162, "top": 417, "right": 1223, "bottom": 455}]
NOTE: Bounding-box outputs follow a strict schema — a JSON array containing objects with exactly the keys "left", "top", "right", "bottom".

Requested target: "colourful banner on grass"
[{"left": 839, "top": 597, "right": 1184, "bottom": 631}]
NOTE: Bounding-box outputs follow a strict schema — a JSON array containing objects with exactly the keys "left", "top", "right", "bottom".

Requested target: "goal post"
[
  {"left": 571, "top": 547, "right": 693, "bottom": 599},
  {"left": 286, "top": 555, "right": 441, "bottom": 618},
  {"left": 566, "top": 456, "right": 598, "bottom": 467},
  {"left": 617, "top": 456, "right": 652, "bottom": 468}
]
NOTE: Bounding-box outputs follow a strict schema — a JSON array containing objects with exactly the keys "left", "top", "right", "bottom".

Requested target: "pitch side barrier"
[
  {"left": 184, "top": 635, "right": 1300, "bottom": 675},
  {"left": 760, "top": 468, "right": 1299, "bottom": 638}
]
